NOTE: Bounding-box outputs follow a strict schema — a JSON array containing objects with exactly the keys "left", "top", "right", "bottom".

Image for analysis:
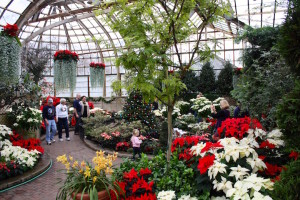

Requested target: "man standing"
[
  {"left": 56, "top": 98, "right": 70, "bottom": 141},
  {"left": 73, "top": 93, "right": 82, "bottom": 135},
  {"left": 42, "top": 98, "right": 57, "bottom": 145}
]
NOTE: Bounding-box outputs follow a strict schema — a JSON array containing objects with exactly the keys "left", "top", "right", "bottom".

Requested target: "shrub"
[
  {"left": 217, "top": 61, "right": 233, "bottom": 95},
  {"left": 199, "top": 62, "right": 216, "bottom": 94},
  {"left": 276, "top": 80, "right": 300, "bottom": 150},
  {"left": 272, "top": 159, "right": 300, "bottom": 200}
]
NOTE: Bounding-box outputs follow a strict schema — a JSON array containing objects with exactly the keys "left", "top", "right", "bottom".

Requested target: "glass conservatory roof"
[{"left": 0, "top": 0, "right": 290, "bottom": 97}]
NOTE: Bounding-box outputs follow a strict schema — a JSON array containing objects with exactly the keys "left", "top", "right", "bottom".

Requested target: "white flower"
[
  {"left": 213, "top": 176, "right": 233, "bottom": 193},
  {"left": 208, "top": 161, "right": 227, "bottom": 179},
  {"left": 240, "top": 136, "right": 259, "bottom": 148},
  {"left": 210, "top": 196, "right": 228, "bottom": 200},
  {"left": 157, "top": 190, "right": 176, "bottom": 200},
  {"left": 246, "top": 157, "right": 267, "bottom": 173},
  {"left": 27, "top": 118, "right": 33, "bottom": 122},
  {"left": 243, "top": 174, "right": 274, "bottom": 191},
  {"left": 229, "top": 165, "right": 249, "bottom": 180},
  {"left": 178, "top": 194, "right": 198, "bottom": 200},
  {"left": 226, "top": 181, "right": 251, "bottom": 200},
  {"left": 153, "top": 109, "right": 163, "bottom": 117},
  {"left": 190, "top": 142, "right": 206, "bottom": 156},
  {"left": 252, "top": 191, "right": 272, "bottom": 200},
  {"left": 267, "top": 138, "right": 285, "bottom": 148},
  {"left": 267, "top": 129, "right": 283, "bottom": 139},
  {"left": 13, "top": 123, "right": 18, "bottom": 127},
  {"left": 254, "top": 128, "right": 267, "bottom": 138}
]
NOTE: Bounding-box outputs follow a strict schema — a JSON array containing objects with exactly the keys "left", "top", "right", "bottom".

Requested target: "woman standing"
[
  {"left": 56, "top": 98, "right": 70, "bottom": 141},
  {"left": 80, "top": 96, "right": 90, "bottom": 118},
  {"left": 211, "top": 99, "right": 230, "bottom": 141}
]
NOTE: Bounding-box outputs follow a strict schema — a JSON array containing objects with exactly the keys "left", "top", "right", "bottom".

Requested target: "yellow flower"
[
  {"left": 72, "top": 161, "right": 79, "bottom": 168},
  {"left": 105, "top": 167, "right": 113, "bottom": 175},
  {"left": 79, "top": 169, "right": 83, "bottom": 174},
  {"left": 84, "top": 168, "right": 91, "bottom": 178},
  {"left": 65, "top": 162, "right": 70, "bottom": 170},
  {"left": 81, "top": 161, "right": 86, "bottom": 168},
  {"left": 93, "top": 176, "right": 97, "bottom": 183},
  {"left": 95, "top": 165, "right": 101, "bottom": 174},
  {"left": 57, "top": 154, "right": 68, "bottom": 164},
  {"left": 69, "top": 156, "right": 73, "bottom": 161}
]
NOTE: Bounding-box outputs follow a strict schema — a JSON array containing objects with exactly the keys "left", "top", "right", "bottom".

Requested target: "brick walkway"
[{"left": 0, "top": 132, "right": 123, "bottom": 200}]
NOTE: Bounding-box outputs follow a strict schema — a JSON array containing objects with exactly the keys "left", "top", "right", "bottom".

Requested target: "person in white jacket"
[
  {"left": 56, "top": 98, "right": 70, "bottom": 141},
  {"left": 131, "top": 129, "right": 142, "bottom": 160}
]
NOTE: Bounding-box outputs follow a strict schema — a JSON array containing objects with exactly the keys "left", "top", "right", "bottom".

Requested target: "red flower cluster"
[
  {"left": 200, "top": 142, "right": 223, "bottom": 153},
  {"left": 116, "top": 141, "right": 130, "bottom": 151},
  {"left": 168, "top": 70, "right": 174, "bottom": 74},
  {"left": 90, "top": 62, "right": 105, "bottom": 68},
  {"left": 259, "top": 140, "right": 276, "bottom": 149},
  {"left": 217, "top": 117, "right": 262, "bottom": 139},
  {"left": 111, "top": 168, "right": 156, "bottom": 200},
  {"left": 54, "top": 50, "right": 79, "bottom": 61},
  {"left": 264, "top": 162, "right": 282, "bottom": 176},
  {"left": 234, "top": 67, "right": 242, "bottom": 75},
  {"left": 171, "top": 135, "right": 209, "bottom": 153},
  {"left": 289, "top": 151, "right": 299, "bottom": 160},
  {"left": 10, "top": 132, "right": 44, "bottom": 154},
  {"left": 2, "top": 23, "right": 18, "bottom": 37},
  {"left": 0, "top": 161, "right": 19, "bottom": 180},
  {"left": 197, "top": 154, "right": 215, "bottom": 174},
  {"left": 88, "top": 101, "right": 94, "bottom": 109}
]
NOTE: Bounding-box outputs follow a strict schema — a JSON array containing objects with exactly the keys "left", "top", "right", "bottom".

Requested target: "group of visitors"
[
  {"left": 42, "top": 94, "right": 91, "bottom": 145},
  {"left": 210, "top": 98, "right": 249, "bottom": 141}
]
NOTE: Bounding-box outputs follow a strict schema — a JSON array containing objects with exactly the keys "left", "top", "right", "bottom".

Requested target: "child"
[{"left": 131, "top": 129, "right": 142, "bottom": 160}]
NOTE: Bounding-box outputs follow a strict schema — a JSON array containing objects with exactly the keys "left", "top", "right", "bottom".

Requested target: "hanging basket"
[
  {"left": 53, "top": 50, "right": 79, "bottom": 92},
  {"left": 90, "top": 62, "right": 105, "bottom": 88},
  {"left": 0, "top": 24, "right": 21, "bottom": 84}
]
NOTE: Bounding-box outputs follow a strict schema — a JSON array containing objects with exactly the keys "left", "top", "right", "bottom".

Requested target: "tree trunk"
[{"left": 166, "top": 105, "right": 173, "bottom": 163}]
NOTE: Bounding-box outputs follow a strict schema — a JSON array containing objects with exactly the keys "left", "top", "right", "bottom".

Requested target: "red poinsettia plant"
[
  {"left": 2, "top": 23, "right": 18, "bottom": 37},
  {"left": 10, "top": 131, "right": 44, "bottom": 154},
  {"left": 110, "top": 168, "right": 156, "bottom": 200},
  {"left": 217, "top": 116, "right": 263, "bottom": 139},
  {"left": 54, "top": 50, "right": 79, "bottom": 62},
  {"left": 90, "top": 62, "right": 105, "bottom": 69},
  {"left": 116, "top": 141, "right": 130, "bottom": 152}
]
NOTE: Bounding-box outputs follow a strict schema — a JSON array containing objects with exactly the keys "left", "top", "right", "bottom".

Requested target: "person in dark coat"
[
  {"left": 73, "top": 93, "right": 82, "bottom": 135},
  {"left": 211, "top": 99, "right": 230, "bottom": 141},
  {"left": 42, "top": 98, "right": 57, "bottom": 145}
]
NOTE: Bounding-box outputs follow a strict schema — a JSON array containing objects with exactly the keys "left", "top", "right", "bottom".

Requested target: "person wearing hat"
[{"left": 42, "top": 98, "right": 57, "bottom": 145}]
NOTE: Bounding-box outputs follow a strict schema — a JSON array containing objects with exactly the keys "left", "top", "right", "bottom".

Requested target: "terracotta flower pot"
[{"left": 71, "top": 190, "right": 110, "bottom": 200}]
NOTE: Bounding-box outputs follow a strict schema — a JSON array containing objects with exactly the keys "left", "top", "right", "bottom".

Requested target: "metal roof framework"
[{"left": 0, "top": 0, "right": 289, "bottom": 97}]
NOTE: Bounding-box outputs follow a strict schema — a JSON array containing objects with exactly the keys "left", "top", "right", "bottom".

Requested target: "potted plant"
[
  {"left": 56, "top": 151, "right": 122, "bottom": 200},
  {"left": 53, "top": 50, "right": 79, "bottom": 93},
  {"left": 89, "top": 62, "right": 105, "bottom": 88}
]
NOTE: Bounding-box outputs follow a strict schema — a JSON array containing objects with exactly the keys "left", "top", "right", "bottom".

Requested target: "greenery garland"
[
  {"left": 0, "top": 36, "right": 20, "bottom": 84},
  {"left": 53, "top": 59, "right": 77, "bottom": 93},
  {"left": 63, "top": 96, "right": 118, "bottom": 104}
]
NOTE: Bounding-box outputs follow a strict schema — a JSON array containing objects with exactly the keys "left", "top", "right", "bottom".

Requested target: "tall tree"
[
  {"left": 100, "top": 0, "right": 229, "bottom": 162},
  {"left": 217, "top": 61, "right": 233, "bottom": 95},
  {"left": 199, "top": 62, "right": 216, "bottom": 94}
]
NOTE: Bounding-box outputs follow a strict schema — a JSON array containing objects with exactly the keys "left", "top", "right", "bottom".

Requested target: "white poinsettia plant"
[
  {"left": 188, "top": 127, "right": 285, "bottom": 200},
  {"left": 157, "top": 190, "right": 198, "bottom": 200},
  {"left": 190, "top": 96, "right": 224, "bottom": 118},
  {"left": 0, "top": 125, "right": 41, "bottom": 168},
  {"left": 160, "top": 106, "right": 181, "bottom": 118},
  {"left": 13, "top": 107, "right": 42, "bottom": 131},
  {"left": 188, "top": 121, "right": 211, "bottom": 133}
]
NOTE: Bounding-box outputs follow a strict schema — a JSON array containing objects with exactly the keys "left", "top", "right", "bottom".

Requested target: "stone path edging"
[{"left": 0, "top": 153, "right": 52, "bottom": 192}]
